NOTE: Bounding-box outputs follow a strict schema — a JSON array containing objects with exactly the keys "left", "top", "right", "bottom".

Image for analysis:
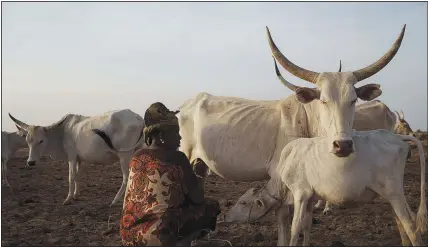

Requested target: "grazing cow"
[
  {"left": 8, "top": 109, "right": 145, "bottom": 206},
  {"left": 1, "top": 126, "right": 27, "bottom": 187},
  {"left": 224, "top": 129, "right": 427, "bottom": 246},
  {"left": 178, "top": 24, "right": 406, "bottom": 204}
]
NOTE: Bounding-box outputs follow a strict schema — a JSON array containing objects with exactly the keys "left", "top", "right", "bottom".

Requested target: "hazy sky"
[{"left": 1, "top": 2, "right": 427, "bottom": 132}]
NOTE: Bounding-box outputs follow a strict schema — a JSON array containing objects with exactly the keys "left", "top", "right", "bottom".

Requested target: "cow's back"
[
  {"left": 68, "top": 109, "right": 145, "bottom": 164},
  {"left": 354, "top": 100, "right": 396, "bottom": 131},
  {"left": 178, "top": 93, "right": 282, "bottom": 180}
]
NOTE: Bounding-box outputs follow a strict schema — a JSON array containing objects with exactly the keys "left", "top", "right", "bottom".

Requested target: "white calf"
[{"left": 225, "top": 129, "right": 427, "bottom": 246}]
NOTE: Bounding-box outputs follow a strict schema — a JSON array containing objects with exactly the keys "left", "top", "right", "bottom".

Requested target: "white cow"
[
  {"left": 355, "top": 101, "right": 414, "bottom": 136},
  {"left": 315, "top": 101, "right": 416, "bottom": 214},
  {"left": 178, "top": 25, "right": 406, "bottom": 220},
  {"left": 1, "top": 127, "right": 28, "bottom": 187},
  {"left": 8, "top": 109, "right": 145, "bottom": 206},
  {"left": 224, "top": 129, "right": 427, "bottom": 246}
]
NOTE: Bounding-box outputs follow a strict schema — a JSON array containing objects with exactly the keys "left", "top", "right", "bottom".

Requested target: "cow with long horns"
[
  {"left": 8, "top": 110, "right": 145, "bottom": 206},
  {"left": 175, "top": 25, "right": 406, "bottom": 230}
]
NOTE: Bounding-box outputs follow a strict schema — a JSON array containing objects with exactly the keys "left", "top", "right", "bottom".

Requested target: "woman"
[{"left": 120, "top": 102, "right": 221, "bottom": 246}]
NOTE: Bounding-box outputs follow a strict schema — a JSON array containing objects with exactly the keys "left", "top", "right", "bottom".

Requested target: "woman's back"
[{"left": 121, "top": 149, "right": 187, "bottom": 246}]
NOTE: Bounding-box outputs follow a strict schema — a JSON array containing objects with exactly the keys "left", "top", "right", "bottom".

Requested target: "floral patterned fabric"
[{"left": 120, "top": 150, "right": 220, "bottom": 246}]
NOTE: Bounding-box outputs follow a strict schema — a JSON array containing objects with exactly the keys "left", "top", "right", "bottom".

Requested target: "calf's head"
[
  {"left": 9, "top": 113, "right": 67, "bottom": 166},
  {"left": 267, "top": 25, "right": 406, "bottom": 157}
]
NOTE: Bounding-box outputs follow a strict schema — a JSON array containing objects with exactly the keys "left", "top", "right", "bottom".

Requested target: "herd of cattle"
[{"left": 1, "top": 25, "right": 426, "bottom": 246}]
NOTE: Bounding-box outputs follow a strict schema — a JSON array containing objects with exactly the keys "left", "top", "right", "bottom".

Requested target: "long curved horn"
[
  {"left": 353, "top": 25, "right": 406, "bottom": 82},
  {"left": 266, "top": 26, "right": 320, "bottom": 84},
  {"left": 273, "top": 57, "right": 300, "bottom": 91},
  {"left": 394, "top": 110, "right": 401, "bottom": 120},
  {"left": 44, "top": 115, "right": 68, "bottom": 131},
  {"left": 338, "top": 60, "right": 342, "bottom": 72},
  {"left": 8, "top": 113, "right": 29, "bottom": 129},
  {"left": 400, "top": 110, "right": 405, "bottom": 120}
]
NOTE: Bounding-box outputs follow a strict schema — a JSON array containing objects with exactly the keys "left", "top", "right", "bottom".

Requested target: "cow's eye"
[
  {"left": 239, "top": 201, "right": 246, "bottom": 205},
  {"left": 39, "top": 140, "right": 44, "bottom": 144}
]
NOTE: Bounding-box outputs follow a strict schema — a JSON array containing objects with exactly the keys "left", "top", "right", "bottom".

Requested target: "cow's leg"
[
  {"left": 374, "top": 181, "right": 423, "bottom": 246},
  {"left": 302, "top": 200, "right": 314, "bottom": 246},
  {"left": 289, "top": 193, "right": 310, "bottom": 246},
  {"left": 63, "top": 160, "right": 77, "bottom": 205},
  {"left": 314, "top": 200, "right": 324, "bottom": 210},
  {"left": 275, "top": 204, "right": 290, "bottom": 246},
  {"left": 73, "top": 161, "right": 81, "bottom": 200},
  {"left": 323, "top": 201, "right": 333, "bottom": 215},
  {"left": 111, "top": 155, "right": 131, "bottom": 207},
  {"left": 395, "top": 214, "right": 412, "bottom": 246},
  {"left": 389, "top": 196, "right": 423, "bottom": 246},
  {"left": 2, "top": 160, "right": 11, "bottom": 187}
]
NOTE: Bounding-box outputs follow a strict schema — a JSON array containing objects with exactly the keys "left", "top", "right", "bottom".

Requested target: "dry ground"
[{"left": 2, "top": 134, "right": 428, "bottom": 246}]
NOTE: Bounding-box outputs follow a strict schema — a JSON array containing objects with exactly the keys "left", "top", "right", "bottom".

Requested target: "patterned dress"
[{"left": 120, "top": 149, "right": 220, "bottom": 246}]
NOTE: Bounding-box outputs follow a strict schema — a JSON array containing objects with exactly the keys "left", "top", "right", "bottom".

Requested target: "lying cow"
[
  {"left": 1, "top": 127, "right": 27, "bottom": 187},
  {"left": 224, "top": 129, "right": 426, "bottom": 246},
  {"left": 9, "top": 109, "right": 145, "bottom": 206}
]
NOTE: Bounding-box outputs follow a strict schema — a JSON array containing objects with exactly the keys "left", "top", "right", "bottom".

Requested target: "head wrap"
[{"left": 143, "top": 102, "right": 180, "bottom": 145}]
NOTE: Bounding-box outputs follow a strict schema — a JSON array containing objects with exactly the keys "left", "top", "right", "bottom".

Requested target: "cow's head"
[
  {"left": 267, "top": 25, "right": 406, "bottom": 157},
  {"left": 9, "top": 113, "right": 67, "bottom": 166},
  {"left": 394, "top": 110, "right": 415, "bottom": 136},
  {"left": 223, "top": 187, "right": 280, "bottom": 223}
]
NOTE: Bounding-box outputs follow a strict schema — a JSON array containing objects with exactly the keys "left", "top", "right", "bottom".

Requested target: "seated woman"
[{"left": 120, "top": 102, "right": 221, "bottom": 246}]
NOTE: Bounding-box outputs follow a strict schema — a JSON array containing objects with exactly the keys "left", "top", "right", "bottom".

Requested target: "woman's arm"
[{"left": 175, "top": 152, "right": 205, "bottom": 204}]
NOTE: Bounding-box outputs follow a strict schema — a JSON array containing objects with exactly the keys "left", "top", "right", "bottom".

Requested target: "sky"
[{"left": 1, "top": 2, "right": 427, "bottom": 132}]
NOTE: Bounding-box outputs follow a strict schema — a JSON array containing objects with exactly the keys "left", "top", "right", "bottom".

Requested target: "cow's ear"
[
  {"left": 295, "top": 87, "right": 320, "bottom": 104},
  {"left": 356, "top": 84, "right": 382, "bottom": 101},
  {"left": 15, "top": 124, "right": 27, "bottom": 137}
]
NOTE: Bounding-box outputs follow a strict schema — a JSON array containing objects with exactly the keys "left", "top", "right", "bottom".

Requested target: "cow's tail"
[
  {"left": 400, "top": 134, "right": 427, "bottom": 234},
  {"left": 92, "top": 128, "right": 144, "bottom": 154}
]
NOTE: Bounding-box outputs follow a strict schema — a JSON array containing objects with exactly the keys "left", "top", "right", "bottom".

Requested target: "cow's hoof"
[
  {"left": 323, "top": 209, "right": 331, "bottom": 215},
  {"left": 63, "top": 197, "right": 73, "bottom": 205},
  {"left": 2, "top": 181, "right": 11, "bottom": 188}
]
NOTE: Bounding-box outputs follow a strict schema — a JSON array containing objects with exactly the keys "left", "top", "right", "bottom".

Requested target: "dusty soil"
[{"left": 2, "top": 139, "right": 428, "bottom": 246}]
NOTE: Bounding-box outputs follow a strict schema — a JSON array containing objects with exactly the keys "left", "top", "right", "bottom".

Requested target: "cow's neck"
[
  {"left": 10, "top": 132, "right": 27, "bottom": 152},
  {"left": 302, "top": 101, "right": 325, "bottom": 138},
  {"left": 265, "top": 170, "right": 295, "bottom": 207},
  {"left": 254, "top": 177, "right": 283, "bottom": 214},
  {"left": 44, "top": 124, "right": 68, "bottom": 160},
  {"left": 265, "top": 176, "right": 284, "bottom": 200}
]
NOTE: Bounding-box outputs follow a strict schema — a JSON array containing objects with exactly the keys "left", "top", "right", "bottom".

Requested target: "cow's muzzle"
[
  {"left": 27, "top": 161, "right": 36, "bottom": 167},
  {"left": 332, "top": 140, "right": 354, "bottom": 157}
]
